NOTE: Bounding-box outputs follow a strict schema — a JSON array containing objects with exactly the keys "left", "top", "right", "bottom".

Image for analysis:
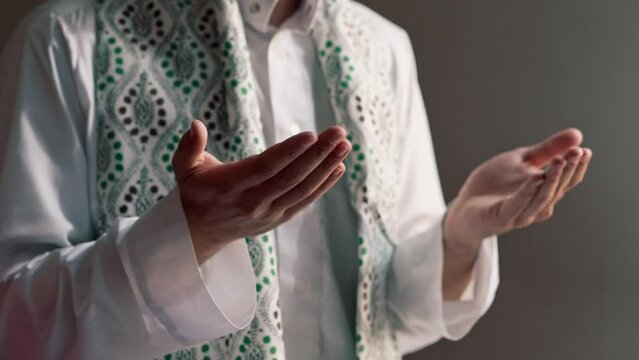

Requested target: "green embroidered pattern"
[
  {"left": 95, "top": 0, "right": 399, "bottom": 359},
  {"left": 312, "top": 2, "right": 400, "bottom": 359}
]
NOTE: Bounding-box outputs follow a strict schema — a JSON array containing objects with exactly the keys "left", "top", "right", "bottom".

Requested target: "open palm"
[{"left": 445, "top": 129, "right": 592, "bottom": 245}]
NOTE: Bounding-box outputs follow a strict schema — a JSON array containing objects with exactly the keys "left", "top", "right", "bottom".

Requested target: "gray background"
[{"left": 1, "top": 1, "right": 636, "bottom": 359}]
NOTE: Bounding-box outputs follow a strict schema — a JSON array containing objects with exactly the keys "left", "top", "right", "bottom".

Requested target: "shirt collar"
[{"left": 239, "top": 0, "right": 321, "bottom": 33}]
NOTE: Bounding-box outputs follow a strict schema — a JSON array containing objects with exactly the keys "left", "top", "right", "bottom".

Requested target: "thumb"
[
  {"left": 523, "top": 128, "right": 583, "bottom": 166},
  {"left": 172, "top": 120, "right": 219, "bottom": 180}
]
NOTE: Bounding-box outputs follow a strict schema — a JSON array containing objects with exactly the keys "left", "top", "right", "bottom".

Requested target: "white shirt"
[{"left": 0, "top": 0, "right": 499, "bottom": 359}]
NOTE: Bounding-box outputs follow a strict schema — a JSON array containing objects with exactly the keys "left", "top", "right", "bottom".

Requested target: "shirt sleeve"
[
  {"left": 385, "top": 31, "right": 500, "bottom": 355},
  {"left": 0, "top": 7, "right": 255, "bottom": 359}
]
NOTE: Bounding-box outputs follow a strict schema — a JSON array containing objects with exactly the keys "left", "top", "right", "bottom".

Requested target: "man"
[{"left": 0, "top": 0, "right": 591, "bottom": 359}]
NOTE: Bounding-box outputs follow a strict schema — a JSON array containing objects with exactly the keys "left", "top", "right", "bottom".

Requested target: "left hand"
[{"left": 444, "top": 128, "right": 592, "bottom": 249}]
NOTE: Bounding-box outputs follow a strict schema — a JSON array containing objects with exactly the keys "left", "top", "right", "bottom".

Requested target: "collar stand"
[{"left": 239, "top": 0, "right": 321, "bottom": 33}]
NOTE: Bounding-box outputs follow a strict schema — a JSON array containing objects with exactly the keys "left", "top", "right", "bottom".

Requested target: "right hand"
[{"left": 172, "top": 120, "right": 351, "bottom": 264}]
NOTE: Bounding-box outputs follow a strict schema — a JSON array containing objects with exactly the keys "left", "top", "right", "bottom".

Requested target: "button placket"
[{"left": 268, "top": 32, "right": 287, "bottom": 143}]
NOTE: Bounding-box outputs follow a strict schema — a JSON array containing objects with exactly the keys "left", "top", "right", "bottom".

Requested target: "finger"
[
  {"left": 523, "top": 128, "right": 583, "bottom": 167},
  {"left": 270, "top": 140, "right": 351, "bottom": 211},
  {"left": 515, "top": 157, "right": 566, "bottom": 226},
  {"left": 552, "top": 147, "right": 583, "bottom": 199},
  {"left": 172, "top": 120, "right": 219, "bottom": 181},
  {"left": 255, "top": 126, "right": 347, "bottom": 202},
  {"left": 568, "top": 148, "right": 592, "bottom": 189},
  {"left": 281, "top": 163, "right": 346, "bottom": 220},
  {"left": 495, "top": 173, "right": 545, "bottom": 222},
  {"left": 534, "top": 148, "right": 583, "bottom": 222},
  {"left": 230, "top": 130, "right": 319, "bottom": 189}
]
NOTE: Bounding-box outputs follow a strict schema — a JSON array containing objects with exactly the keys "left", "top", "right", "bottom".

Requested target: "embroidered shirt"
[{"left": 0, "top": 0, "right": 499, "bottom": 358}]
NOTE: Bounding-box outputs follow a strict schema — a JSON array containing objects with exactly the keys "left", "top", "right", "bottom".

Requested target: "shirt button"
[{"left": 289, "top": 122, "right": 301, "bottom": 135}]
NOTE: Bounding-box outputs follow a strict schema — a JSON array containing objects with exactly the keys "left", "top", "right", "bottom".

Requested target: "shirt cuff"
[
  {"left": 390, "top": 213, "right": 499, "bottom": 354},
  {"left": 115, "top": 187, "right": 256, "bottom": 345},
  {"left": 442, "top": 234, "right": 499, "bottom": 339}
]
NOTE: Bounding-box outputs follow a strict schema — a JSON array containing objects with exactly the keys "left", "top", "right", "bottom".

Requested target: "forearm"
[
  {"left": 442, "top": 204, "right": 482, "bottom": 300},
  {"left": 0, "top": 190, "right": 256, "bottom": 357},
  {"left": 0, "top": 232, "right": 164, "bottom": 358},
  {"left": 442, "top": 236, "right": 481, "bottom": 300},
  {"left": 389, "top": 213, "right": 500, "bottom": 354}
]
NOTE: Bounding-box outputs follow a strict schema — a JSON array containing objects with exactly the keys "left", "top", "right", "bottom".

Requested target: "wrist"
[
  {"left": 442, "top": 202, "right": 481, "bottom": 300},
  {"left": 444, "top": 199, "right": 482, "bottom": 251},
  {"left": 179, "top": 187, "right": 229, "bottom": 265},
  {"left": 184, "top": 213, "right": 231, "bottom": 265},
  {"left": 192, "top": 234, "right": 226, "bottom": 265},
  {"left": 442, "top": 236, "right": 479, "bottom": 301}
]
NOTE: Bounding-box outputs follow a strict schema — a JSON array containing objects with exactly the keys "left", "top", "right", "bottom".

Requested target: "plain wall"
[
  {"left": 1, "top": 1, "right": 636, "bottom": 359},
  {"left": 358, "top": 1, "right": 636, "bottom": 360},
  {"left": 0, "top": 2, "right": 44, "bottom": 51}
]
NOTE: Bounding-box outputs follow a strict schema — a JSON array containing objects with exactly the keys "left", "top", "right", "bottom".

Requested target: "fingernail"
[
  {"left": 189, "top": 120, "right": 198, "bottom": 138},
  {"left": 335, "top": 142, "right": 351, "bottom": 157},
  {"left": 328, "top": 128, "right": 346, "bottom": 145},
  {"left": 584, "top": 149, "right": 593, "bottom": 159},
  {"left": 567, "top": 153, "right": 581, "bottom": 162},
  {"left": 301, "top": 132, "right": 318, "bottom": 148},
  {"left": 334, "top": 126, "right": 347, "bottom": 136},
  {"left": 332, "top": 165, "right": 345, "bottom": 176},
  {"left": 552, "top": 160, "right": 566, "bottom": 171},
  {"left": 329, "top": 136, "right": 343, "bottom": 146}
]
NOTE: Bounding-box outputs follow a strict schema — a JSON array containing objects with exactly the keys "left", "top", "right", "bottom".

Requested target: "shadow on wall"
[{"left": 0, "top": 1, "right": 46, "bottom": 50}]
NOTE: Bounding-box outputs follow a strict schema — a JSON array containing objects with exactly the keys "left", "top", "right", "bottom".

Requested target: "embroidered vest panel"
[{"left": 94, "top": 0, "right": 400, "bottom": 358}]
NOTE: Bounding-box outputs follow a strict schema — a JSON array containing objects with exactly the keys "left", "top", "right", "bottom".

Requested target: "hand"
[
  {"left": 444, "top": 128, "right": 593, "bottom": 249},
  {"left": 172, "top": 120, "right": 352, "bottom": 264}
]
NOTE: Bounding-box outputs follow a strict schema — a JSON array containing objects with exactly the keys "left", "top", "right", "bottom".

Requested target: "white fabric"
[{"left": 0, "top": 0, "right": 499, "bottom": 359}]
